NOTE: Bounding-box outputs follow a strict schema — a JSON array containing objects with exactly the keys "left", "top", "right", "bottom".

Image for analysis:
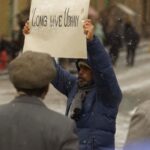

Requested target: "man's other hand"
[
  {"left": 23, "top": 21, "right": 30, "bottom": 35},
  {"left": 83, "top": 19, "right": 94, "bottom": 41}
]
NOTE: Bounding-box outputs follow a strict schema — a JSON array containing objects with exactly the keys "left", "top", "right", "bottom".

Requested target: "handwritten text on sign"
[
  {"left": 23, "top": 0, "right": 90, "bottom": 58},
  {"left": 32, "top": 8, "right": 79, "bottom": 28}
]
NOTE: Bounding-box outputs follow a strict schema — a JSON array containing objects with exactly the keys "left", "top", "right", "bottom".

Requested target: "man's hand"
[
  {"left": 83, "top": 19, "right": 94, "bottom": 41},
  {"left": 23, "top": 21, "right": 30, "bottom": 35}
]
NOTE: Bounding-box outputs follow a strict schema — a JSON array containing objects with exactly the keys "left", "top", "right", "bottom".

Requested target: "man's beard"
[
  {"left": 78, "top": 80, "right": 89, "bottom": 88},
  {"left": 78, "top": 78, "right": 93, "bottom": 89}
]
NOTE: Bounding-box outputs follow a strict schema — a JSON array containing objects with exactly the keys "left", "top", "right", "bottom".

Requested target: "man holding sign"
[
  {"left": 53, "top": 20, "right": 122, "bottom": 150},
  {"left": 24, "top": 19, "right": 122, "bottom": 150}
]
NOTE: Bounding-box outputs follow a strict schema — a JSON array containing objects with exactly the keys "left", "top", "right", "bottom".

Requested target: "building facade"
[
  {"left": 0, "top": 0, "right": 30, "bottom": 37},
  {"left": 91, "top": 0, "right": 150, "bottom": 37},
  {"left": 119, "top": 0, "right": 150, "bottom": 36}
]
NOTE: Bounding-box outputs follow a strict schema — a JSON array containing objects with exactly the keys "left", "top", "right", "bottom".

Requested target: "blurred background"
[
  {"left": 1, "top": 0, "right": 150, "bottom": 37},
  {"left": 0, "top": 0, "right": 150, "bottom": 149}
]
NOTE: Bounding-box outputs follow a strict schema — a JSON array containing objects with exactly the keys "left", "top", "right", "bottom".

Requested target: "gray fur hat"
[
  {"left": 76, "top": 59, "right": 91, "bottom": 71},
  {"left": 8, "top": 51, "right": 56, "bottom": 89}
]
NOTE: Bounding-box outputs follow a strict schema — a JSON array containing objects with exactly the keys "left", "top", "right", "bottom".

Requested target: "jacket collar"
[{"left": 11, "top": 95, "right": 46, "bottom": 108}]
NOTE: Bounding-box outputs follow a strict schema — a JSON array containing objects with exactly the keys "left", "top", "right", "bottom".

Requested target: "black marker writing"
[
  {"left": 64, "top": 8, "right": 79, "bottom": 27},
  {"left": 49, "top": 15, "right": 63, "bottom": 27},
  {"left": 32, "top": 8, "right": 48, "bottom": 27}
]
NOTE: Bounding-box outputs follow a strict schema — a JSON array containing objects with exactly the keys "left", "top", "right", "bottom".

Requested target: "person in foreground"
[
  {"left": 124, "top": 99, "right": 150, "bottom": 150},
  {"left": 24, "top": 19, "right": 122, "bottom": 150},
  {"left": 0, "top": 51, "right": 79, "bottom": 150}
]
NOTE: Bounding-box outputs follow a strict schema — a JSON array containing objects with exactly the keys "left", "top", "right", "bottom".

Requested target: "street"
[{"left": 0, "top": 40, "right": 150, "bottom": 149}]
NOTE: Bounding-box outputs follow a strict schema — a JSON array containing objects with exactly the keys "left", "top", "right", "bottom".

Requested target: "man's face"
[{"left": 78, "top": 65, "right": 93, "bottom": 87}]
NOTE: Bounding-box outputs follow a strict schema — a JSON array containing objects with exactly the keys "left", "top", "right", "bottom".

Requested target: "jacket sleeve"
[
  {"left": 87, "top": 36, "right": 122, "bottom": 106},
  {"left": 124, "top": 107, "right": 150, "bottom": 150},
  {"left": 51, "top": 62, "right": 76, "bottom": 96},
  {"left": 61, "top": 120, "right": 79, "bottom": 150},
  {"left": 125, "top": 108, "right": 150, "bottom": 144}
]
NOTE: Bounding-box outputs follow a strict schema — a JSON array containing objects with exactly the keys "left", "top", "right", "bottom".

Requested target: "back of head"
[{"left": 8, "top": 51, "right": 56, "bottom": 90}]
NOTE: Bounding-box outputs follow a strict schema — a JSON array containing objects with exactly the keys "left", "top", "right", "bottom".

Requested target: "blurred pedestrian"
[
  {"left": 124, "top": 100, "right": 150, "bottom": 150},
  {"left": 16, "top": 7, "right": 30, "bottom": 51},
  {"left": 0, "top": 50, "right": 8, "bottom": 70},
  {"left": 0, "top": 37, "right": 8, "bottom": 70},
  {"left": 107, "top": 18, "right": 124, "bottom": 66},
  {"left": 124, "top": 16, "right": 140, "bottom": 66},
  {"left": 24, "top": 19, "right": 122, "bottom": 150},
  {"left": 0, "top": 51, "right": 79, "bottom": 150},
  {"left": 0, "top": 36, "right": 2, "bottom": 52}
]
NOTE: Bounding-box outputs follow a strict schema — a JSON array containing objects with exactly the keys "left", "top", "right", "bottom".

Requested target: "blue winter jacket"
[{"left": 52, "top": 36, "right": 122, "bottom": 150}]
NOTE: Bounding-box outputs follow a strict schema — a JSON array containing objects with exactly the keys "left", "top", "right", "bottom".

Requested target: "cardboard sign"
[{"left": 23, "top": 0, "right": 90, "bottom": 58}]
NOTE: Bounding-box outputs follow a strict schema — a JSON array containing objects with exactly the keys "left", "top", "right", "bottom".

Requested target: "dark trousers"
[
  {"left": 126, "top": 45, "right": 137, "bottom": 66},
  {"left": 109, "top": 46, "right": 120, "bottom": 66}
]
